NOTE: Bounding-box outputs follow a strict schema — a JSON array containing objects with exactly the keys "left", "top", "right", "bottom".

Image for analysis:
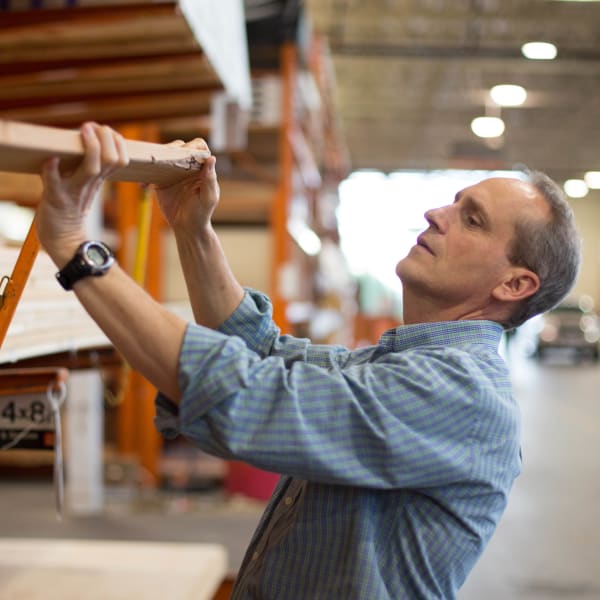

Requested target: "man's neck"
[{"left": 401, "top": 289, "right": 502, "bottom": 325}]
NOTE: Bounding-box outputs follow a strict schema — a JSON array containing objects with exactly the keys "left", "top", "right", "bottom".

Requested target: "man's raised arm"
[
  {"left": 36, "top": 123, "right": 186, "bottom": 401},
  {"left": 154, "top": 139, "right": 244, "bottom": 329}
]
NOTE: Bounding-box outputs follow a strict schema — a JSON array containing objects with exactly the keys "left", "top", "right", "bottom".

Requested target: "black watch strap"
[{"left": 56, "top": 257, "right": 88, "bottom": 290}]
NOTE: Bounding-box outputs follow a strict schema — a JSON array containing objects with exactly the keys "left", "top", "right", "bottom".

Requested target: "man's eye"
[{"left": 467, "top": 215, "right": 481, "bottom": 227}]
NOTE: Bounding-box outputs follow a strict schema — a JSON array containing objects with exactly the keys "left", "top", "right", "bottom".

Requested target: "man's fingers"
[
  {"left": 95, "top": 124, "right": 127, "bottom": 176},
  {"left": 76, "top": 122, "right": 102, "bottom": 179},
  {"left": 74, "top": 123, "right": 129, "bottom": 184},
  {"left": 112, "top": 129, "right": 130, "bottom": 171},
  {"left": 41, "top": 157, "right": 61, "bottom": 189}
]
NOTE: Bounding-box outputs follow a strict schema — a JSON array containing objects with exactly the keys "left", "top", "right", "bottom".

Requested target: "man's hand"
[
  {"left": 154, "top": 138, "right": 219, "bottom": 236},
  {"left": 37, "top": 122, "right": 129, "bottom": 267}
]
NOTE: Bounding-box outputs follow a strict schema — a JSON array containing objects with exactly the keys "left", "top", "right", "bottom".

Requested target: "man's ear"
[{"left": 492, "top": 267, "right": 540, "bottom": 303}]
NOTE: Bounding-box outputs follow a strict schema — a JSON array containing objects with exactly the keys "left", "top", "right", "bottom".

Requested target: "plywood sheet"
[
  {"left": 0, "top": 119, "right": 210, "bottom": 186},
  {"left": 0, "top": 538, "right": 227, "bottom": 600},
  {"left": 0, "top": 245, "right": 193, "bottom": 365}
]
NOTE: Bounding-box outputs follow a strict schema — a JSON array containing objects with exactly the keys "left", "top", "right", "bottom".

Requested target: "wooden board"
[
  {"left": 0, "top": 538, "right": 227, "bottom": 600},
  {"left": 0, "top": 119, "right": 210, "bottom": 186}
]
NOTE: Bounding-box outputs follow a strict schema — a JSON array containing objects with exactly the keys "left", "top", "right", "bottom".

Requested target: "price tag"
[{"left": 0, "top": 392, "right": 55, "bottom": 450}]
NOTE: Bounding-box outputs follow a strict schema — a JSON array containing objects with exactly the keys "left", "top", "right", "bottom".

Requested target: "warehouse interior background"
[{"left": 0, "top": 1, "right": 599, "bottom": 599}]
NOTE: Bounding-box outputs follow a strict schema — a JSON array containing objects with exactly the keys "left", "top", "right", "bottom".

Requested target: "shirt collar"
[{"left": 378, "top": 320, "right": 504, "bottom": 353}]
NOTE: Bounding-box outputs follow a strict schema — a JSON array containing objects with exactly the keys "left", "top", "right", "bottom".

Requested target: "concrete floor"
[
  {"left": 1, "top": 339, "right": 599, "bottom": 598},
  {"left": 0, "top": 481, "right": 262, "bottom": 578}
]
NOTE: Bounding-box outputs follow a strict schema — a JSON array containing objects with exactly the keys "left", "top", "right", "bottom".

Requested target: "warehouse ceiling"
[
  {"left": 303, "top": 0, "right": 600, "bottom": 183},
  {"left": 1, "top": 0, "right": 599, "bottom": 188}
]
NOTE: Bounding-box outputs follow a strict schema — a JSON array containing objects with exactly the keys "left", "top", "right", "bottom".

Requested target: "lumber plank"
[
  {"left": 0, "top": 90, "right": 214, "bottom": 128},
  {"left": 0, "top": 120, "right": 210, "bottom": 186},
  {"left": 0, "top": 55, "right": 219, "bottom": 104}
]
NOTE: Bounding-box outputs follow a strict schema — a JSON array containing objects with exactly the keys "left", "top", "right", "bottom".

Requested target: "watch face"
[
  {"left": 82, "top": 241, "right": 114, "bottom": 276},
  {"left": 87, "top": 246, "right": 107, "bottom": 266}
]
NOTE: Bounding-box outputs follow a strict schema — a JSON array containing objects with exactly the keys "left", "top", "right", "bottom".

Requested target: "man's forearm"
[
  {"left": 72, "top": 263, "right": 187, "bottom": 401},
  {"left": 175, "top": 225, "right": 245, "bottom": 329}
]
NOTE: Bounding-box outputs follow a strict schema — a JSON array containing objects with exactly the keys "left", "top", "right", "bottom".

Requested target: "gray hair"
[{"left": 504, "top": 170, "right": 582, "bottom": 329}]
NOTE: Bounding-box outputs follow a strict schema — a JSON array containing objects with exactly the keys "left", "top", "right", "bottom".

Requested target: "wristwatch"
[{"left": 56, "top": 240, "right": 115, "bottom": 290}]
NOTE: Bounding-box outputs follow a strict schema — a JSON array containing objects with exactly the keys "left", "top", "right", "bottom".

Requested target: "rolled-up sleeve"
[{"left": 219, "top": 288, "right": 354, "bottom": 368}]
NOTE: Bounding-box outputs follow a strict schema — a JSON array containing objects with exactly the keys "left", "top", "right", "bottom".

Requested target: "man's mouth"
[{"left": 416, "top": 236, "right": 433, "bottom": 254}]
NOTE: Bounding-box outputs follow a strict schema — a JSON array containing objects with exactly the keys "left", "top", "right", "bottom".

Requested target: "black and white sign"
[{"left": 0, "top": 393, "right": 55, "bottom": 450}]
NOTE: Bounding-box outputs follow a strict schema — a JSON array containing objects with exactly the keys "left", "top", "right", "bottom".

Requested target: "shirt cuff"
[{"left": 218, "top": 288, "right": 277, "bottom": 357}]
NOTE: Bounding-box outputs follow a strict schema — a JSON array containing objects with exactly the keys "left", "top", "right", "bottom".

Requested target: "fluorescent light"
[
  {"left": 490, "top": 84, "right": 527, "bottom": 107},
  {"left": 584, "top": 171, "right": 600, "bottom": 189},
  {"left": 521, "top": 42, "right": 557, "bottom": 60},
  {"left": 564, "top": 179, "right": 589, "bottom": 198},
  {"left": 471, "top": 116, "right": 505, "bottom": 138}
]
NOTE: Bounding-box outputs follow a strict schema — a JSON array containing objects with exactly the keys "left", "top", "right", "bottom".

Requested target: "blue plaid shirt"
[{"left": 155, "top": 289, "right": 521, "bottom": 599}]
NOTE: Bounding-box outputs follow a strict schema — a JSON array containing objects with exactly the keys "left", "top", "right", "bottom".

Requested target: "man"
[{"left": 37, "top": 123, "right": 581, "bottom": 599}]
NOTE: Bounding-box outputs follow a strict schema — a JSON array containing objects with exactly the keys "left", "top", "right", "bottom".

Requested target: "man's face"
[{"left": 396, "top": 177, "right": 549, "bottom": 310}]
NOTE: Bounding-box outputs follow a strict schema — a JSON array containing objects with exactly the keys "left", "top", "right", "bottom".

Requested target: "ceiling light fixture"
[
  {"left": 564, "top": 179, "right": 589, "bottom": 198},
  {"left": 521, "top": 42, "right": 558, "bottom": 60},
  {"left": 584, "top": 171, "right": 600, "bottom": 189},
  {"left": 490, "top": 84, "right": 528, "bottom": 107},
  {"left": 471, "top": 116, "right": 505, "bottom": 138}
]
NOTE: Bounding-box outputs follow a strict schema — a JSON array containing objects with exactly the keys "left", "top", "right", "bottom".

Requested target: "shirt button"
[
  {"left": 284, "top": 496, "right": 293, "bottom": 506},
  {"left": 252, "top": 551, "right": 259, "bottom": 561}
]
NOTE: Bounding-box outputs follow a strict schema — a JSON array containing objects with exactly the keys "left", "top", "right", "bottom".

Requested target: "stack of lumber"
[{"left": 0, "top": 246, "right": 109, "bottom": 364}]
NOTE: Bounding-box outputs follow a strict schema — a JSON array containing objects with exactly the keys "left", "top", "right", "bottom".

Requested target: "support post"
[
  {"left": 0, "top": 214, "right": 39, "bottom": 349},
  {"left": 270, "top": 43, "right": 297, "bottom": 333},
  {"left": 114, "top": 123, "right": 162, "bottom": 483}
]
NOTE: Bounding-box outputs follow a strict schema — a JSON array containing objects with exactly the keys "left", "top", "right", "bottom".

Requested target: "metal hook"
[
  {"left": 47, "top": 379, "right": 67, "bottom": 521},
  {"left": 0, "top": 275, "right": 10, "bottom": 309}
]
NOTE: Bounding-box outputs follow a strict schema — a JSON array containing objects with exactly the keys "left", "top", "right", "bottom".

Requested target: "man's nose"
[{"left": 424, "top": 205, "right": 450, "bottom": 233}]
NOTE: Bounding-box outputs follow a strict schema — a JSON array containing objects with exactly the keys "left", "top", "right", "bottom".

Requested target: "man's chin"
[
  {"left": 396, "top": 254, "right": 428, "bottom": 286},
  {"left": 395, "top": 256, "right": 410, "bottom": 280}
]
